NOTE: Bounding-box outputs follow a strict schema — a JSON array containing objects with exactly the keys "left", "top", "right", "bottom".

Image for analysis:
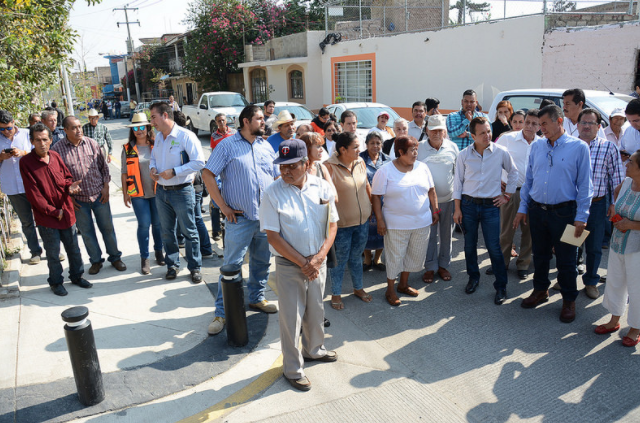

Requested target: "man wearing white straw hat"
[
  {"left": 266, "top": 110, "right": 296, "bottom": 153},
  {"left": 82, "top": 109, "right": 114, "bottom": 163}
]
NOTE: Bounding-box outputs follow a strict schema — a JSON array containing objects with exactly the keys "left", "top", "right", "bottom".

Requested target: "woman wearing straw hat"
[{"left": 122, "top": 113, "right": 164, "bottom": 274}]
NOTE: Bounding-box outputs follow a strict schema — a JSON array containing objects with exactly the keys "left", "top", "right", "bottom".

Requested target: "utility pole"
[{"left": 114, "top": 6, "right": 141, "bottom": 102}]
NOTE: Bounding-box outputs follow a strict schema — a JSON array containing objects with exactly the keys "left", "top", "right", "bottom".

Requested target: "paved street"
[{"left": 1, "top": 118, "right": 639, "bottom": 423}]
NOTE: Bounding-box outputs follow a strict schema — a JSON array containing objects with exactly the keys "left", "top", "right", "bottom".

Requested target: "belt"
[
  {"left": 516, "top": 187, "right": 521, "bottom": 191},
  {"left": 159, "top": 182, "right": 191, "bottom": 191},
  {"left": 462, "top": 194, "right": 495, "bottom": 207},
  {"left": 592, "top": 196, "right": 605, "bottom": 203},
  {"left": 530, "top": 200, "right": 576, "bottom": 211}
]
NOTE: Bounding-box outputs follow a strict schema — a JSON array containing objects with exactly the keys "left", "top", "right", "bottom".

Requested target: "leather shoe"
[
  {"left": 494, "top": 289, "right": 507, "bottom": 305},
  {"left": 111, "top": 260, "right": 127, "bottom": 271},
  {"left": 517, "top": 270, "right": 528, "bottom": 280},
  {"left": 166, "top": 267, "right": 177, "bottom": 280},
  {"left": 521, "top": 290, "right": 549, "bottom": 309},
  {"left": 88, "top": 262, "right": 103, "bottom": 275},
  {"left": 594, "top": 324, "right": 620, "bottom": 334},
  {"left": 249, "top": 300, "right": 278, "bottom": 313},
  {"left": 304, "top": 351, "right": 337, "bottom": 363},
  {"left": 485, "top": 268, "right": 494, "bottom": 275},
  {"left": 465, "top": 279, "right": 479, "bottom": 294},
  {"left": 50, "top": 284, "right": 68, "bottom": 296},
  {"left": 207, "top": 316, "right": 225, "bottom": 335},
  {"left": 191, "top": 270, "right": 203, "bottom": 284},
  {"left": 141, "top": 258, "right": 150, "bottom": 275},
  {"left": 155, "top": 250, "right": 165, "bottom": 266},
  {"left": 560, "top": 300, "right": 576, "bottom": 323},
  {"left": 585, "top": 285, "right": 599, "bottom": 299},
  {"left": 71, "top": 278, "right": 93, "bottom": 289},
  {"left": 284, "top": 375, "right": 311, "bottom": 391}
]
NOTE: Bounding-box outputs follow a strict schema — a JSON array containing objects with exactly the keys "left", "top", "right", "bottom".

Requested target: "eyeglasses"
[
  {"left": 0, "top": 127, "right": 14, "bottom": 132},
  {"left": 132, "top": 126, "right": 147, "bottom": 131},
  {"left": 578, "top": 121, "right": 598, "bottom": 126}
]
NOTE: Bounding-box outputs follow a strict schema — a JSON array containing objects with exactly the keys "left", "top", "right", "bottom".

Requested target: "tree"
[
  {"left": 552, "top": 0, "right": 577, "bottom": 12},
  {"left": 0, "top": 0, "right": 102, "bottom": 124},
  {"left": 449, "top": 1, "right": 490, "bottom": 25}
]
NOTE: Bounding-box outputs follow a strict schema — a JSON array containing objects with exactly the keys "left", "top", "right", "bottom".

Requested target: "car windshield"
[
  {"left": 273, "top": 105, "right": 315, "bottom": 121},
  {"left": 209, "top": 94, "right": 249, "bottom": 108},
  {"left": 351, "top": 107, "right": 401, "bottom": 128},
  {"left": 590, "top": 95, "right": 633, "bottom": 120}
]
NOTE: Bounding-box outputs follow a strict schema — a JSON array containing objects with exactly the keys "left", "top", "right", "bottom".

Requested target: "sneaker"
[
  {"left": 249, "top": 300, "right": 278, "bottom": 313},
  {"left": 191, "top": 269, "right": 203, "bottom": 284},
  {"left": 155, "top": 250, "right": 165, "bottom": 266},
  {"left": 72, "top": 278, "right": 93, "bottom": 289},
  {"left": 166, "top": 267, "right": 177, "bottom": 280},
  {"left": 141, "top": 258, "right": 150, "bottom": 275},
  {"left": 50, "top": 283, "right": 68, "bottom": 296},
  {"left": 585, "top": 285, "right": 599, "bottom": 299},
  {"left": 207, "top": 316, "right": 225, "bottom": 335},
  {"left": 29, "top": 254, "right": 41, "bottom": 265},
  {"left": 59, "top": 253, "right": 66, "bottom": 262}
]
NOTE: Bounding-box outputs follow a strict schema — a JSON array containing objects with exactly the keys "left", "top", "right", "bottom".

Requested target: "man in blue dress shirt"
[
  {"left": 203, "top": 105, "right": 280, "bottom": 336},
  {"left": 514, "top": 105, "right": 593, "bottom": 323}
]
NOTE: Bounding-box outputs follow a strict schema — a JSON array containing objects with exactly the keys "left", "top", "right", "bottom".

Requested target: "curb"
[{"left": 0, "top": 215, "right": 23, "bottom": 299}]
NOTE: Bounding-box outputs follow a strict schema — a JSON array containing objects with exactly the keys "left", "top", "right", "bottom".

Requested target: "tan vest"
[{"left": 326, "top": 153, "right": 372, "bottom": 228}]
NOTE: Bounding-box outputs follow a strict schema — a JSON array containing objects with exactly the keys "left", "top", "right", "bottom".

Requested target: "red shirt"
[
  {"left": 19, "top": 150, "right": 76, "bottom": 229},
  {"left": 210, "top": 127, "right": 236, "bottom": 150}
]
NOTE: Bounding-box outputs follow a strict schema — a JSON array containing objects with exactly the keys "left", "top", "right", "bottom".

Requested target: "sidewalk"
[{"left": 2, "top": 118, "right": 640, "bottom": 422}]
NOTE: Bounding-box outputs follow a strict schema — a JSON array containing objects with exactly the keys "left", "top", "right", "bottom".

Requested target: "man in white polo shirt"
[{"left": 418, "top": 114, "right": 459, "bottom": 284}]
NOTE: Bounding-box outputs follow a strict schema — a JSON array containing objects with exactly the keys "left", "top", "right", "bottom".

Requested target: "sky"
[{"left": 68, "top": 0, "right": 192, "bottom": 72}]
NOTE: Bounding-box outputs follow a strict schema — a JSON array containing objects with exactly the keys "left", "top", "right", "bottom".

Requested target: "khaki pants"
[
  {"left": 275, "top": 256, "right": 327, "bottom": 380},
  {"left": 499, "top": 189, "right": 532, "bottom": 270}
]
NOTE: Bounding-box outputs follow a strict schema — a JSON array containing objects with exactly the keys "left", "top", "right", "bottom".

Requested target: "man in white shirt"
[
  {"left": 604, "top": 108, "right": 629, "bottom": 149},
  {"left": 562, "top": 88, "right": 606, "bottom": 139},
  {"left": 408, "top": 101, "right": 427, "bottom": 141},
  {"left": 495, "top": 109, "right": 540, "bottom": 280},
  {"left": 453, "top": 117, "right": 518, "bottom": 305},
  {"left": 621, "top": 99, "right": 640, "bottom": 155},
  {"left": 419, "top": 114, "right": 459, "bottom": 284}
]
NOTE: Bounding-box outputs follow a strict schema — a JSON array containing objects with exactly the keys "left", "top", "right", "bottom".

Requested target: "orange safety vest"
[{"left": 125, "top": 143, "right": 155, "bottom": 197}]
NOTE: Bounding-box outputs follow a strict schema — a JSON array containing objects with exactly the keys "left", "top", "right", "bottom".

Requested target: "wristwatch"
[{"left": 171, "top": 168, "right": 177, "bottom": 177}]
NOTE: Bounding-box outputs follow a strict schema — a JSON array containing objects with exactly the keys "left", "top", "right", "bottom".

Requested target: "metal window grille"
[
  {"left": 290, "top": 70, "right": 304, "bottom": 99},
  {"left": 251, "top": 69, "right": 268, "bottom": 103},
  {"left": 334, "top": 60, "right": 372, "bottom": 103}
]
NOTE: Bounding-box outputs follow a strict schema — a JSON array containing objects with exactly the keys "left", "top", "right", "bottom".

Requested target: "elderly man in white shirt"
[
  {"left": 495, "top": 109, "right": 540, "bottom": 280},
  {"left": 453, "top": 116, "right": 518, "bottom": 305},
  {"left": 418, "top": 114, "right": 459, "bottom": 284},
  {"left": 604, "top": 108, "right": 630, "bottom": 149},
  {"left": 260, "top": 139, "right": 338, "bottom": 392}
]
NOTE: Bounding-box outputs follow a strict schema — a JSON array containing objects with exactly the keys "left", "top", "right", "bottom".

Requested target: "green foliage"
[
  {"left": 183, "top": 0, "right": 325, "bottom": 92},
  {"left": 0, "top": 0, "right": 102, "bottom": 124}
]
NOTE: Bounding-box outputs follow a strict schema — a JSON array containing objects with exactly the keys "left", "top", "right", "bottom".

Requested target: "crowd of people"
[{"left": 1, "top": 87, "right": 640, "bottom": 391}]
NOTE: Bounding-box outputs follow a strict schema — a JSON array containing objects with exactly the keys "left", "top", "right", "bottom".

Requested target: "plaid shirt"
[
  {"left": 82, "top": 122, "right": 113, "bottom": 154},
  {"left": 588, "top": 137, "right": 625, "bottom": 199},
  {"left": 51, "top": 128, "right": 65, "bottom": 146},
  {"left": 51, "top": 136, "right": 111, "bottom": 203},
  {"left": 446, "top": 109, "right": 489, "bottom": 150}
]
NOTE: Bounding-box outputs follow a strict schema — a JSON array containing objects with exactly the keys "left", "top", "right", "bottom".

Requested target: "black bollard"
[
  {"left": 61, "top": 306, "right": 105, "bottom": 406},
  {"left": 220, "top": 264, "right": 248, "bottom": 347}
]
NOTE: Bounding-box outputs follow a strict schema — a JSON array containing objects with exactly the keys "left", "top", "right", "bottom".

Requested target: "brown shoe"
[
  {"left": 111, "top": 259, "right": 127, "bottom": 271},
  {"left": 521, "top": 290, "right": 549, "bottom": 309},
  {"left": 88, "top": 262, "right": 103, "bottom": 275},
  {"left": 560, "top": 300, "right": 576, "bottom": 323}
]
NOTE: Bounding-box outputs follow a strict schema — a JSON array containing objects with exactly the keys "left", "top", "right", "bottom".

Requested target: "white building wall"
[
  {"left": 542, "top": 21, "right": 640, "bottom": 94},
  {"left": 320, "top": 15, "right": 545, "bottom": 113}
]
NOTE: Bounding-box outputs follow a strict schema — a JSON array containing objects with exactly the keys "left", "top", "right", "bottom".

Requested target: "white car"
[
  {"left": 325, "top": 102, "right": 401, "bottom": 140},
  {"left": 488, "top": 89, "right": 632, "bottom": 127},
  {"left": 271, "top": 102, "right": 315, "bottom": 128}
]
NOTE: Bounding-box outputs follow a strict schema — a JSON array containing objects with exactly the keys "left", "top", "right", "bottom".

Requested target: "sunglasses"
[
  {"left": 132, "top": 126, "right": 147, "bottom": 131},
  {"left": 0, "top": 127, "right": 14, "bottom": 132}
]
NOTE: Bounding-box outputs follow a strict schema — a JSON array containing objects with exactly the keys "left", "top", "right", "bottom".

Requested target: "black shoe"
[
  {"left": 212, "top": 232, "right": 221, "bottom": 241},
  {"left": 363, "top": 263, "right": 372, "bottom": 271},
  {"left": 517, "top": 270, "right": 528, "bottom": 280},
  {"left": 494, "top": 289, "right": 507, "bottom": 305},
  {"left": 324, "top": 318, "right": 330, "bottom": 327},
  {"left": 191, "top": 269, "right": 203, "bottom": 284},
  {"left": 465, "top": 279, "right": 479, "bottom": 294},
  {"left": 600, "top": 275, "right": 607, "bottom": 283},
  {"left": 155, "top": 250, "right": 165, "bottom": 266},
  {"left": 51, "top": 283, "right": 68, "bottom": 296},
  {"left": 72, "top": 278, "right": 93, "bottom": 289},
  {"left": 485, "top": 268, "right": 494, "bottom": 275},
  {"left": 166, "top": 267, "right": 177, "bottom": 280}
]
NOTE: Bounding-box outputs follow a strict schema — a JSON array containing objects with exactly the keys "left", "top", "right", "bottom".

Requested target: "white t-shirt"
[
  {"left": 371, "top": 160, "right": 434, "bottom": 230},
  {"left": 368, "top": 126, "right": 392, "bottom": 141}
]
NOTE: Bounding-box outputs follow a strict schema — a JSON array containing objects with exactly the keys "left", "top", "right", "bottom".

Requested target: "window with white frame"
[
  {"left": 334, "top": 60, "right": 372, "bottom": 103},
  {"left": 289, "top": 70, "right": 304, "bottom": 99}
]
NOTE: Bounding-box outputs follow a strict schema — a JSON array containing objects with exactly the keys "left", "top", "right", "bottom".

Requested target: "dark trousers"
[
  {"left": 583, "top": 199, "right": 607, "bottom": 286},
  {"left": 38, "top": 224, "right": 84, "bottom": 286},
  {"left": 8, "top": 193, "right": 42, "bottom": 256},
  {"left": 529, "top": 202, "right": 579, "bottom": 302}
]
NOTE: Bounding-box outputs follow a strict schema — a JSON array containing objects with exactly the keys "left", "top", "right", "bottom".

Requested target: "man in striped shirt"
[
  {"left": 577, "top": 108, "right": 625, "bottom": 299},
  {"left": 203, "top": 105, "right": 280, "bottom": 336}
]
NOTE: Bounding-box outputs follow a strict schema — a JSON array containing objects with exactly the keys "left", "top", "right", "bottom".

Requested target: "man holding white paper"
[{"left": 514, "top": 105, "right": 593, "bottom": 323}]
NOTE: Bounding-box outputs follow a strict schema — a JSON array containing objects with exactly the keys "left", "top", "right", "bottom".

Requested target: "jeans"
[
  {"left": 215, "top": 216, "right": 271, "bottom": 318},
  {"left": 425, "top": 200, "right": 454, "bottom": 271},
  {"left": 74, "top": 194, "right": 122, "bottom": 264},
  {"left": 38, "top": 224, "right": 84, "bottom": 286},
  {"left": 131, "top": 197, "right": 163, "bottom": 259},
  {"left": 461, "top": 198, "right": 508, "bottom": 290},
  {"left": 194, "top": 190, "right": 212, "bottom": 255},
  {"left": 8, "top": 193, "right": 42, "bottom": 256},
  {"left": 583, "top": 198, "right": 607, "bottom": 286},
  {"left": 528, "top": 202, "right": 579, "bottom": 302},
  {"left": 115, "top": 109, "right": 121, "bottom": 119},
  {"left": 329, "top": 222, "right": 368, "bottom": 296},
  {"left": 155, "top": 184, "right": 201, "bottom": 271}
]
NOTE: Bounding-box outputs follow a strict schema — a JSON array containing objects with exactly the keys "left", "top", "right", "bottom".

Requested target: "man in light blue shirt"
[
  {"left": 149, "top": 102, "right": 205, "bottom": 283},
  {"left": 203, "top": 105, "right": 280, "bottom": 336},
  {"left": 515, "top": 105, "right": 593, "bottom": 323},
  {"left": 0, "top": 110, "right": 42, "bottom": 263}
]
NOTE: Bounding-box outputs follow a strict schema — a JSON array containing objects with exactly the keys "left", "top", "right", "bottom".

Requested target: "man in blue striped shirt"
[
  {"left": 515, "top": 105, "right": 593, "bottom": 323},
  {"left": 203, "top": 105, "right": 280, "bottom": 336},
  {"left": 446, "top": 89, "right": 489, "bottom": 150}
]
